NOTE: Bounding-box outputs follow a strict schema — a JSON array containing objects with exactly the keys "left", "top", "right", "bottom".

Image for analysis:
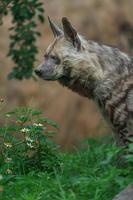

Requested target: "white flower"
[
  {"left": 5, "top": 157, "right": 12, "bottom": 163},
  {"left": 33, "top": 123, "right": 43, "bottom": 127},
  {"left": 4, "top": 142, "right": 12, "bottom": 148},
  {"left": 25, "top": 136, "right": 33, "bottom": 143},
  {"left": 21, "top": 128, "right": 30, "bottom": 133},
  {"left": 6, "top": 169, "right": 12, "bottom": 174},
  {"left": 27, "top": 143, "right": 34, "bottom": 148}
]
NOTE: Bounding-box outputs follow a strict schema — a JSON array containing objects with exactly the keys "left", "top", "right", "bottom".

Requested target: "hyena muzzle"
[{"left": 35, "top": 17, "right": 133, "bottom": 148}]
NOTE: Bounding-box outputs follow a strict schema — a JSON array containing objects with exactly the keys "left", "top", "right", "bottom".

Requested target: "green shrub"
[
  {"left": 0, "top": 0, "right": 45, "bottom": 79},
  {"left": 1, "top": 137, "right": 133, "bottom": 200},
  {"left": 0, "top": 107, "right": 60, "bottom": 175},
  {"left": 124, "top": 140, "right": 133, "bottom": 164}
]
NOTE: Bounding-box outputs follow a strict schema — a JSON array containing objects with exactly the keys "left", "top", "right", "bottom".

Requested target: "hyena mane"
[{"left": 35, "top": 17, "right": 133, "bottom": 147}]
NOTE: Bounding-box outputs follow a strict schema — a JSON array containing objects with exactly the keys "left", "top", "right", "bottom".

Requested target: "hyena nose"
[{"left": 34, "top": 69, "right": 42, "bottom": 76}]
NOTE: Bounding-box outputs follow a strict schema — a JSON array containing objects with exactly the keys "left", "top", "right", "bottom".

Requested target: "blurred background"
[{"left": 0, "top": 0, "right": 132, "bottom": 150}]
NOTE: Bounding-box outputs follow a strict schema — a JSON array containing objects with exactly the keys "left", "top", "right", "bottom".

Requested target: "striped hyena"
[{"left": 35, "top": 17, "right": 133, "bottom": 147}]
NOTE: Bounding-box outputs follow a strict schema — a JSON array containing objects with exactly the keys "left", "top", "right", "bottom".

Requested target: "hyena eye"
[
  {"left": 44, "top": 54, "right": 48, "bottom": 59},
  {"left": 50, "top": 55, "right": 57, "bottom": 60},
  {"left": 50, "top": 55, "right": 61, "bottom": 65},
  {"left": 44, "top": 54, "right": 61, "bottom": 65}
]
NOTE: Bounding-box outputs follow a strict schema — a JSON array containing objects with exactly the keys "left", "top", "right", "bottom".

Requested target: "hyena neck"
[
  {"left": 59, "top": 40, "right": 132, "bottom": 100},
  {"left": 59, "top": 75, "right": 96, "bottom": 98}
]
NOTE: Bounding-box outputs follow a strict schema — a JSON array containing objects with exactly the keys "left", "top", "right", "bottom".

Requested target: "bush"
[
  {"left": 0, "top": 107, "right": 60, "bottom": 175},
  {"left": 1, "top": 137, "right": 133, "bottom": 200},
  {"left": 0, "top": 0, "right": 45, "bottom": 79},
  {"left": 124, "top": 141, "right": 133, "bottom": 164}
]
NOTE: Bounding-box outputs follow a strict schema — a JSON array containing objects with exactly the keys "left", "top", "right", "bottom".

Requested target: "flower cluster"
[
  {"left": 5, "top": 157, "right": 12, "bottom": 163},
  {"left": 4, "top": 142, "right": 12, "bottom": 148},
  {"left": 0, "top": 107, "right": 60, "bottom": 175},
  {"left": 25, "top": 136, "right": 34, "bottom": 148},
  {"left": 33, "top": 123, "right": 43, "bottom": 127},
  {"left": 21, "top": 128, "right": 30, "bottom": 133}
]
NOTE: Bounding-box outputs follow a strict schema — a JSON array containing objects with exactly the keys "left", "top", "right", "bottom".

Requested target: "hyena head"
[{"left": 35, "top": 17, "right": 103, "bottom": 91}]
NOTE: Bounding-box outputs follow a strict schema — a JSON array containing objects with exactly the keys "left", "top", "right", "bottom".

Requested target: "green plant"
[
  {"left": 1, "top": 137, "right": 133, "bottom": 200},
  {"left": 0, "top": 107, "right": 60, "bottom": 175},
  {"left": 124, "top": 140, "right": 133, "bottom": 163},
  {"left": 0, "top": 0, "right": 45, "bottom": 79}
]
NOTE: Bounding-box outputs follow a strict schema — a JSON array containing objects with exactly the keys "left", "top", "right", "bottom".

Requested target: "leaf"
[
  {"left": 16, "top": 116, "right": 29, "bottom": 123},
  {"left": 38, "top": 14, "right": 44, "bottom": 23},
  {"left": 37, "top": 7, "right": 44, "bottom": 13},
  {"left": 43, "top": 118, "right": 60, "bottom": 129}
]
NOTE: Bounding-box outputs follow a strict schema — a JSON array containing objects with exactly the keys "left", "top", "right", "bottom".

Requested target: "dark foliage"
[{"left": 0, "top": 0, "right": 45, "bottom": 79}]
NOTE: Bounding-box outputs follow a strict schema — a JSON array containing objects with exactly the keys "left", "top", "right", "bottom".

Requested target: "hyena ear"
[
  {"left": 48, "top": 16, "right": 63, "bottom": 37},
  {"left": 62, "top": 17, "right": 81, "bottom": 51}
]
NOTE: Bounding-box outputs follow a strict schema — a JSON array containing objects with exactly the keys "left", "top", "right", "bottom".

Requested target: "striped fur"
[{"left": 35, "top": 18, "right": 133, "bottom": 147}]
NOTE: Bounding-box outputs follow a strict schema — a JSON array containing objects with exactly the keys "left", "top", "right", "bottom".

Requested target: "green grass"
[{"left": 1, "top": 137, "right": 133, "bottom": 200}]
